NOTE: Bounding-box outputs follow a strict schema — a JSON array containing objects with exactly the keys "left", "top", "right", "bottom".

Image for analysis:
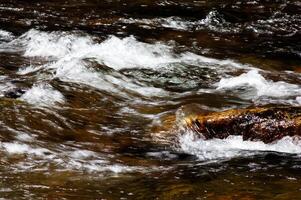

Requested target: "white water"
[
  {"left": 179, "top": 132, "right": 301, "bottom": 161},
  {"left": 6, "top": 29, "right": 249, "bottom": 99},
  {"left": 17, "top": 29, "right": 244, "bottom": 70},
  {"left": 216, "top": 70, "right": 301, "bottom": 101},
  {"left": 0, "top": 29, "right": 14, "bottom": 41},
  {"left": 2, "top": 29, "right": 298, "bottom": 104},
  {"left": 3, "top": 142, "right": 50, "bottom": 156},
  {"left": 120, "top": 17, "right": 191, "bottom": 30},
  {"left": 120, "top": 11, "right": 237, "bottom": 33},
  {"left": 20, "top": 83, "right": 65, "bottom": 106},
  {"left": 0, "top": 141, "right": 140, "bottom": 173}
]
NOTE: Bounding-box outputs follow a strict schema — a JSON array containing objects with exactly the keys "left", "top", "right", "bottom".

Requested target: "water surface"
[{"left": 0, "top": 0, "right": 301, "bottom": 199}]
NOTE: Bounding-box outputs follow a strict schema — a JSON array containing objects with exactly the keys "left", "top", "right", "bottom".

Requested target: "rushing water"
[{"left": 0, "top": 0, "right": 301, "bottom": 199}]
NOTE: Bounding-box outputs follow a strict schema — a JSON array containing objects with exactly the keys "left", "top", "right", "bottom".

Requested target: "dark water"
[{"left": 0, "top": 0, "right": 301, "bottom": 199}]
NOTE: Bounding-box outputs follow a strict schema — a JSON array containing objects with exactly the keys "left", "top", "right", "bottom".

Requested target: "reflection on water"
[{"left": 0, "top": 0, "right": 300, "bottom": 199}]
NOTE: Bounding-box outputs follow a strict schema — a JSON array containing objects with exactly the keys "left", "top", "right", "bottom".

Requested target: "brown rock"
[{"left": 183, "top": 107, "right": 301, "bottom": 143}]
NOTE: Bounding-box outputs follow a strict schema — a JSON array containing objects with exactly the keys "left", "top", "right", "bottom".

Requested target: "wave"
[
  {"left": 179, "top": 132, "right": 301, "bottom": 161},
  {"left": 215, "top": 69, "right": 301, "bottom": 104},
  {"left": 20, "top": 83, "right": 65, "bottom": 106},
  {"left": 4, "top": 29, "right": 249, "bottom": 100},
  {"left": 120, "top": 10, "right": 300, "bottom": 36},
  {"left": 15, "top": 29, "right": 245, "bottom": 70},
  {"left": 120, "top": 11, "right": 235, "bottom": 33},
  {"left": 0, "top": 29, "right": 14, "bottom": 41},
  {"left": 2, "top": 29, "right": 299, "bottom": 105}
]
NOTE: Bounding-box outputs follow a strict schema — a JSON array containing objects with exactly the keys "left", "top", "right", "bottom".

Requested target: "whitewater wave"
[
  {"left": 3, "top": 29, "right": 299, "bottom": 102},
  {"left": 5, "top": 29, "right": 249, "bottom": 99},
  {"left": 15, "top": 29, "right": 245, "bottom": 70},
  {"left": 179, "top": 132, "right": 301, "bottom": 161},
  {"left": 216, "top": 70, "right": 301, "bottom": 102},
  {"left": 0, "top": 29, "right": 14, "bottom": 41},
  {"left": 20, "top": 83, "right": 65, "bottom": 106}
]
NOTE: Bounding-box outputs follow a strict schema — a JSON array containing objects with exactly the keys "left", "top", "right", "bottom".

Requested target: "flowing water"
[{"left": 0, "top": 0, "right": 301, "bottom": 199}]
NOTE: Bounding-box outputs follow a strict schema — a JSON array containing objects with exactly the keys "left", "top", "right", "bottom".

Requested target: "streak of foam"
[
  {"left": 179, "top": 132, "right": 301, "bottom": 161},
  {"left": 0, "top": 142, "right": 142, "bottom": 174},
  {"left": 2, "top": 143, "right": 50, "bottom": 156},
  {"left": 120, "top": 11, "right": 239, "bottom": 33},
  {"left": 15, "top": 29, "right": 246, "bottom": 70}
]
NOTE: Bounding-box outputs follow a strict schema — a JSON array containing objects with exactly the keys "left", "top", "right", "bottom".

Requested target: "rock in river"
[{"left": 181, "top": 107, "right": 301, "bottom": 143}]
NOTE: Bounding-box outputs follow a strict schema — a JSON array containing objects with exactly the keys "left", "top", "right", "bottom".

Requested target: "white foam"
[
  {"left": 247, "top": 12, "right": 300, "bottom": 35},
  {"left": 0, "top": 6, "right": 23, "bottom": 12},
  {"left": 0, "top": 29, "right": 14, "bottom": 41},
  {"left": 21, "top": 30, "right": 93, "bottom": 58},
  {"left": 216, "top": 70, "right": 301, "bottom": 99},
  {"left": 15, "top": 133, "right": 34, "bottom": 142},
  {"left": 20, "top": 83, "right": 64, "bottom": 106},
  {"left": 16, "top": 29, "right": 245, "bottom": 70},
  {"left": 70, "top": 150, "right": 96, "bottom": 159},
  {"left": 179, "top": 133, "right": 301, "bottom": 161},
  {"left": 0, "top": 141, "right": 141, "bottom": 174},
  {"left": 17, "top": 65, "right": 44, "bottom": 75},
  {"left": 2, "top": 143, "right": 50, "bottom": 156},
  {"left": 120, "top": 11, "right": 237, "bottom": 33},
  {"left": 11, "top": 29, "right": 249, "bottom": 97},
  {"left": 120, "top": 17, "right": 191, "bottom": 30}
]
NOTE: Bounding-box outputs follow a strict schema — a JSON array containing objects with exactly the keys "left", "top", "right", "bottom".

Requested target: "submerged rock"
[
  {"left": 4, "top": 88, "right": 26, "bottom": 99},
  {"left": 182, "top": 107, "right": 301, "bottom": 143}
]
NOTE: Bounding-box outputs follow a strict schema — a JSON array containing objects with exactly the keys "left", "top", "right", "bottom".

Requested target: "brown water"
[{"left": 0, "top": 0, "right": 301, "bottom": 199}]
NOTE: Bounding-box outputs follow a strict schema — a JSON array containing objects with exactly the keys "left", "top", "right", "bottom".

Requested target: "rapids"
[{"left": 0, "top": 0, "right": 300, "bottom": 199}]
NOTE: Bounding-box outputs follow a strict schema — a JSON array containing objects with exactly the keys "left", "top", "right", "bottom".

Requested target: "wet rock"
[
  {"left": 4, "top": 88, "right": 26, "bottom": 99},
  {"left": 183, "top": 107, "right": 301, "bottom": 143}
]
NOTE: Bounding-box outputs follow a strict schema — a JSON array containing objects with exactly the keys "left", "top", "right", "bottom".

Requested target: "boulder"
[{"left": 183, "top": 107, "right": 301, "bottom": 143}]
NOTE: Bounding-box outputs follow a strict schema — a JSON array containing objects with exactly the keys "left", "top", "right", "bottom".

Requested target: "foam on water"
[
  {"left": 20, "top": 83, "right": 65, "bottom": 106},
  {"left": 179, "top": 132, "right": 301, "bottom": 161},
  {"left": 8, "top": 29, "right": 298, "bottom": 101},
  {"left": 2, "top": 142, "right": 50, "bottom": 156},
  {"left": 0, "top": 141, "right": 140, "bottom": 174},
  {"left": 120, "top": 11, "right": 237, "bottom": 33},
  {"left": 11, "top": 29, "right": 248, "bottom": 98},
  {"left": 16, "top": 29, "right": 245, "bottom": 70},
  {"left": 247, "top": 12, "right": 301, "bottom": 36},
  {"left": 121, "top": 10, "right": 300, "bottom": 36},
  {"left": 0, "top": 29, "right": 14, "bottom": 41},
  {"left": 120, "top": 17, "right": 191, "bottom": 30},
  {"left": 216, "top": 70, "right": 301, "bottom": 99},
  {"left": 22, "top": 29, "right": 93, "bottom": 58}
]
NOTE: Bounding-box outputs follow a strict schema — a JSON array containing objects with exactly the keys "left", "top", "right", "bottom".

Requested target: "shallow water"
[{"left": 0, "top": 0, "right": 301, "bottom": 199}]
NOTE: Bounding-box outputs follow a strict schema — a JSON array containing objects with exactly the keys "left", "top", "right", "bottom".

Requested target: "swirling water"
[{"left": 0, "top": 0, "right": 301, "bottom": 199}]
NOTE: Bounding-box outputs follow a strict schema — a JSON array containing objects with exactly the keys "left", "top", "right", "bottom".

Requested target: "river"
[{"left": 0, "top": 0, "right": 301, "bottom": 199}]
